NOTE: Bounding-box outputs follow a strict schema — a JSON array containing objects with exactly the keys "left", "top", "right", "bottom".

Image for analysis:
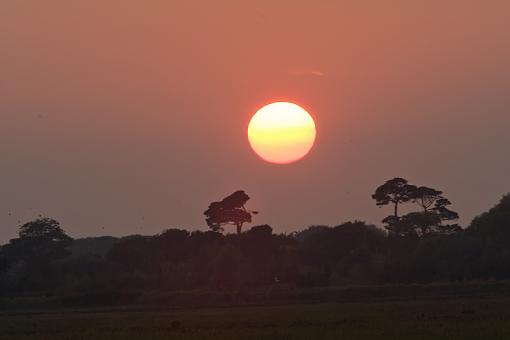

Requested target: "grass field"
[{"left": 2, "top": 298, "right": 510, "bottom": 339}]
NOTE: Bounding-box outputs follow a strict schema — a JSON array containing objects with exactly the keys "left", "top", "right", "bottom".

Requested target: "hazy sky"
[{"left": 1, "top": 1, "right": 509, "bottom": 242}]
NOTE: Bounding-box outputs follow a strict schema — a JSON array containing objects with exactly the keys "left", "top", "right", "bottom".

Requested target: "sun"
[{"left": 248, "top": 102, "right": 317, "bottom": 164}]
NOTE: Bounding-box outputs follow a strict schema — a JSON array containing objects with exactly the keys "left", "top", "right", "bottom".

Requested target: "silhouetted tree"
[
  {"left": 152, "top": 229, "right": 190, "bottom": 289},
  {"left": 107, "top": 235, "right": 153, "bottom": 274},
  {"left": 372, "top": 178, "right": 417, "bottom": 217},
  {"left": 5, "top": 218, "right": 72, "bottom": 263},
  {"left": 432, "top": 198, "right": 459, "bottom": 222},
  {"left": 375, "top": 180, "right": 460, "bottom": 238},
  {"left": 469, "top": 194, "right": 510, "bottom": 235},
  {"left": 241, "top": 225, "right": 279, "bottom": 285},
  {"left": 412, "top": 186, "right": 443, "bottom": 211},
  {"left": 204, "top": 190, "right": 258, "bottom": 234},
  {"left": 463, "top": 194, "right": 510, "bottom": 280},
  {"left": 384, "top": 212, "right": 440, "bottom": 237},
  {"left": 0, "top": 218, "right": 72, "bottom": 292},
  {"left": 294, "top": 222, "right": 386, "bottom": 285},
  {"left": 412, "top": 187, "right": 459, "bottom": 222},
  {"left": 246, "top": 224, "right": 273, "bottom": 238},
  {"left": 7, "top": 190, "right": 510, "bottom": 302}
]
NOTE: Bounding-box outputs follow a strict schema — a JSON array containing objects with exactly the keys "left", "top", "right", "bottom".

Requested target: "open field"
[{"left": 2, "top": 298, "right": 510, "bottom": 340}]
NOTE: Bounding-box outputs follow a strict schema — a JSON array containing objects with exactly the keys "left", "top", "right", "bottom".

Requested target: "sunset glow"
[{"left": 248, "top": 102, "right": 316, "bottom": 164}]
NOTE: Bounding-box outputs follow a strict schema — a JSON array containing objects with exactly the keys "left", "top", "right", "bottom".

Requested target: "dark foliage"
[
  {"left": 1, "top": 218, "right": 72, "bottom": 293},
  {"left": 68, "top": 236, "right": 119, "bottom": 258},
  {"left": 372, "top": 178, "right": 417, "bottom": 217},
  {"left": 1, "top": 193, "right": 510, "bottom": 306},
  {"left": 204, "top": 190, "right": 257, "bottom": 234},
  {"left": 374, "top": 178, "right": 459, "bottom": 238}
]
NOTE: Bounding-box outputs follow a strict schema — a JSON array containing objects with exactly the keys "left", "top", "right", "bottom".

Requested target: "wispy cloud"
[{"left": 288, "top": 70, "right": 326, "bottom": 77}]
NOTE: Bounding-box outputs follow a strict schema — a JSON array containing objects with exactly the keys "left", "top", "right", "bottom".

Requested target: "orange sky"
[{"left": 1, "top": 1, "right": 509, "bottom": 241}]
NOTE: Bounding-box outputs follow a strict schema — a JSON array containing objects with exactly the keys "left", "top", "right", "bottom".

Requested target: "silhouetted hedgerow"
[{"left": 1, "top": 194, "right": 510, "bottom": 305}]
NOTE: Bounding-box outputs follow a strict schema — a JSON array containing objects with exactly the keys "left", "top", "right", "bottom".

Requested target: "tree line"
[{"left": 1, "top": 178, "right": 509, "bottom": 302}]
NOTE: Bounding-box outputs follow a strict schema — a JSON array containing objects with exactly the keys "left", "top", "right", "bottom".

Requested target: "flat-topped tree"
[
  {"left": 375, "top": 180, "right": 461, "bottom": 237},
  {"left": 412, "top": 186, "right": 443, "bottom": 211},
  {"left": 412, "top": 187, "right": 459, "bottom": 232},
  {"left": 204, "top": 190, "right": 258, "bottom": 234},
  {"left": 372, "top": 178, "right": 417, "bottom": 217}
]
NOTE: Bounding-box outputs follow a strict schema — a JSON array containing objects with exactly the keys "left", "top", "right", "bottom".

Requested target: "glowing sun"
[{"left": 248, "top": 102, "right": 316, "bottom": 164}]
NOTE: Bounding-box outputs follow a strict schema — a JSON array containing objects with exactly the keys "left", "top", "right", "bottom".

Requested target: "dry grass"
[{"left": 2, "top": 298, "right": 510, "bottom": 339}]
